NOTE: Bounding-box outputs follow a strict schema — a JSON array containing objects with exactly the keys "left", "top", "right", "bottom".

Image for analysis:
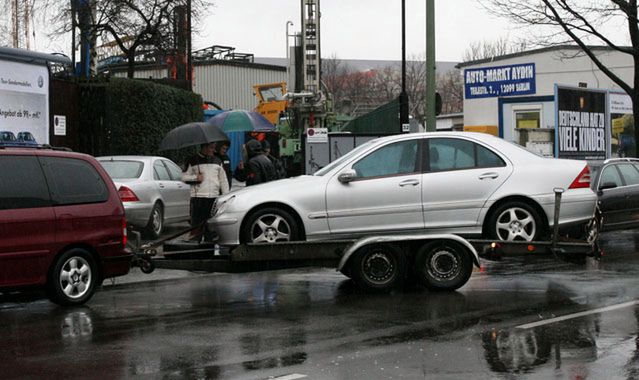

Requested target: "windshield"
[
  {"left": 259, "top": 87, "right": 284, "bottom": 102},
  {"left": 1, "top": 132, "right": 16, "bottom": 141},
  {"left": 99, "top": 160, "right": 144, "bottom": 179},
  {"left": 314, "top": 140, "right": 377, "bottom": 176}
]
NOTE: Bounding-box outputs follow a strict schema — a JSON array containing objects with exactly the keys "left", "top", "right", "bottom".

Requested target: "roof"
[
  {"left": 0, "top": 46, "right": 71, "bottom": 65},
  {"left": 455, "top": 45, "right": 629, "bottom": 69}
]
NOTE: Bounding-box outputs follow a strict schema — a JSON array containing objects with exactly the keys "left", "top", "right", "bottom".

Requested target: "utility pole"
[
  {"left": 425, "top": 0, "right": 436, "bottom": 131},
  {"left": 399, "top": 0, "right": 409, "bottom": 132}
]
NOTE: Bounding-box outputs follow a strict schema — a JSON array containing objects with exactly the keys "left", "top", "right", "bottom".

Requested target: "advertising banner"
[
  {"left": 0, "top": 60, "right": 49, "bottom": 145},
  {"left": 556, "top": 86, "right": 606, "bottom": 160},
  {"left": 609, "top": 92, "right": 634, "bottom": 158},
  {"left": 464, "top": 63, "right": 536, "bottom": 99}
]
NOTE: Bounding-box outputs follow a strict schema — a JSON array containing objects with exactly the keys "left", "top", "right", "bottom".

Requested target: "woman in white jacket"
[{"left": 181, "top": 142, "right": 230, "bottom": 240}]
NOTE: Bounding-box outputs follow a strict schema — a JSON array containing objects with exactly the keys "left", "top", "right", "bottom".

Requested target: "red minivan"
[{"left": 0, "top": 148, "right": 131, "bottom": 305}]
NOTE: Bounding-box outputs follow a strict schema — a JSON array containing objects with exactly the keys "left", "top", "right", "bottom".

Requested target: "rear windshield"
[{"left": 99, "top": 160, "right": 144, "bottom": 179}]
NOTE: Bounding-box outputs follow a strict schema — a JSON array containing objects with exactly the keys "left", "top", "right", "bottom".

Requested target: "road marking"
[
  {"left": 516, "top": 300, "right": 639, "bottom": 329},
  {"left": 269, "top": 374, "right": 307, "bottom": 380}
]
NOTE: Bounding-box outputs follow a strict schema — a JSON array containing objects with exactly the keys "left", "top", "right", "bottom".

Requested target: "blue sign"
[{"left": 464, "top": 63, "right": 536, "bottom": 99}]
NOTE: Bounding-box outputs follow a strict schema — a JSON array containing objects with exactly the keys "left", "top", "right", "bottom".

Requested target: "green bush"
[{"left": 78, "top": 78, "right": 203, "bottom": 163}]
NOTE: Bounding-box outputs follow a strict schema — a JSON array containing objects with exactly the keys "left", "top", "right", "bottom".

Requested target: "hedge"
[{"left": 78, "top": 78, "right": 203, "bottom": 163}]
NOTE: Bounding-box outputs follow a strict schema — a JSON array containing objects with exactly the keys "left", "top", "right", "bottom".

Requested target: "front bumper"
[{"left": 208, "top": 212, "right": 242, "bottom": 245}]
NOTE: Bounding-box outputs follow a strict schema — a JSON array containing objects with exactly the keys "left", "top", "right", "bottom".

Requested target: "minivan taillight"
[
  {"left": 118, "top": 186, "right": 139, "bottom": 202},
  {"left": 569, "top": 166, "right": 591, "bottom": 189},
  {"left": 122, "top": 217, "right": 127, "bottom": 247}
]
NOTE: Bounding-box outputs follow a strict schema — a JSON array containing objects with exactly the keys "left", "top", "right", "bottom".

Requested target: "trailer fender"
[{"left": 337, "top": 234, "right": 481, "bottom": 272}]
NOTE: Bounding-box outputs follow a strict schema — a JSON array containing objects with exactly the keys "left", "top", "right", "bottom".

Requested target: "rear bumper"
[
  {"left": 537, "top": 189, "right": 597, "bottom": 227},
  {"left": 101, "top": 250, "right": 133, "bottom": 278},
  {"left": 123, "top": 202, "right": 153, "bottom": 228}
]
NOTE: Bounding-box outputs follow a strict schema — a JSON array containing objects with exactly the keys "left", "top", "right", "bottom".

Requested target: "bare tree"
[
  {"left": 40, "top": 0, "right": 212, "bottom": 78},
  {"left": 463, "top": 37, "right": 528, "bottom": 62},
  {"left": 437, "top": 69, "right": 463, "bottom": 115},
  {"left": 478, "top": 0, "right": 639, "bottom": 155}
]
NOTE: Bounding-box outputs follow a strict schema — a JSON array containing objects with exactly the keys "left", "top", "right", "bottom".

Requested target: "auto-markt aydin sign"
[
  {"left": 556, "top": 86, "right": 606, "bottom": 160},
  {"left": 464, "top": 63, "right": 536, "bottom": 99}
]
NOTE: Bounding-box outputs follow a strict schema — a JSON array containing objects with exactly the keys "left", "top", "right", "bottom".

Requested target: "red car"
[{"left": 0, "top": 147, "right": 131, "bottom": 305}]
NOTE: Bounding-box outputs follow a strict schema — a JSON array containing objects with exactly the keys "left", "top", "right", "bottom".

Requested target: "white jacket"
[{"left": 181, "top": 156, "right": 230, "bottom": 198}]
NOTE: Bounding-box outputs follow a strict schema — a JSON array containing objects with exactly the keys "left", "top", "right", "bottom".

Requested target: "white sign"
[
  {"left": 54, "top": 115, "right": 66, "bottom": 136},
  {"left": 0, "top": 60, "right": 49, "bottom": 144},
  {"left": 307, "top": 127, "right": 328, "bottom": 143},
  {"left": 402, "top": 123, "right": 410, "bottom": 132},
  {"left": 609, "top": 92, "right": 632, "bottom": 114}
]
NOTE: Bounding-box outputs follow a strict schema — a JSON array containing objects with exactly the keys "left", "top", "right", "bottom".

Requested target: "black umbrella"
[{"left": 159, "top": 121, "right": 229, "bottom": 151}]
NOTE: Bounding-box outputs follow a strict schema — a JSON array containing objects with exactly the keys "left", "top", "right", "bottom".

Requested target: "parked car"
[
  {"left": 16, "top": 131, "right": 37, "bottom": 146},
  {"left": 97, "top": 156, "right": 191, "bottom": 238},
  {"left": 0, "top": 130, "right": 19, "bottom": 146},
  {"left": 209, "top": 132, "right": 597, "bottom": 245},
  {"left": 589, "top": 158, "right": 639, "bottom": 231},
  {"left": 0, "top": 147, "right": 131, "bottom": 305}
]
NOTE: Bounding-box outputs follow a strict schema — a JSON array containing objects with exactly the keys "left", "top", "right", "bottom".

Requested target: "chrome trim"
[{"left": 308, "top": 212, "right": 328, "bottom": 219}]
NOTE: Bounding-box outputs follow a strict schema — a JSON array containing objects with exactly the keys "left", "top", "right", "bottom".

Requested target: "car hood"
[{"left": 223, "top": 175, "right": 325, "bottom": 205}]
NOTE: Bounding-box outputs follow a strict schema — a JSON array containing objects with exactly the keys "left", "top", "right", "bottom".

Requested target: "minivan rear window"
[
  {"left": 0, "top": 156, "right": 51, "bottom": 210},
  {"left": 99, "top": 160, "right": 144, "bottom": 179},
  {"left": 41, "top": 157, "right": 109, "bottom": 205}
]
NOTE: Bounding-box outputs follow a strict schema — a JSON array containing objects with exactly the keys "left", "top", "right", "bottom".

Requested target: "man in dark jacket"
[
  {"left": 215, "top": 141, "right": 233, "bottom": 189},
  {"left": 261, "top": 140, "right": 287, "bottom": 179},
  {"left": 239, "top": 139, "right": 278, "bottom": 186}
]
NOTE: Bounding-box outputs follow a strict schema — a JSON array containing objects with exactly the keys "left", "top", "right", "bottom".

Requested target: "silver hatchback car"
[
  {"left": 209, "top": 132, "right": 597, "bottom": 245},
  {"left": 98, "top": 156, "right": 191, "bottom": 238}
]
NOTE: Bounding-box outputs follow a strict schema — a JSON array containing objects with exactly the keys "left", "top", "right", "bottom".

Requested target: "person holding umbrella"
[
  {"left": 159, "top": 121, "right": 231, "bottom": 241},
  {"left": 181, "top": 142, "right": 229, "bottom": 240}
]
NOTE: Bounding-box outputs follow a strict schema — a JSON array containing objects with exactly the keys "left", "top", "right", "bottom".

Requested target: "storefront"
[{"left": 458, "top": 46, "right": 634, "bottom": 159}]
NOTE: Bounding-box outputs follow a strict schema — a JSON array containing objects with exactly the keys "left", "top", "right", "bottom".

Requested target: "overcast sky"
[{"left": 194, "top": 0, "right": 521, "bottom": 63}]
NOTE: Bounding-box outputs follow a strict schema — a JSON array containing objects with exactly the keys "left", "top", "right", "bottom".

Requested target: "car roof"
[
  {"left": 0, "top": 146, "right": 91, "bottom": 159},
  {"left": 97, "top": 155, "right": 169, "bottom": 162}
]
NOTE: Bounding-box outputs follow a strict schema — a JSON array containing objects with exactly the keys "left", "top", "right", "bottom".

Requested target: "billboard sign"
[
  {"left": 0, "top": 60, "right": 49, "bottom": 145},
  {"left": 608, "top": 92, "right": 634, "bottom": 158},
  {"left": 464, "top": 63, "right": 536, "bottom": 99},
  {"left": 556, "top": 86, "right": 606, "bottom": 160}
]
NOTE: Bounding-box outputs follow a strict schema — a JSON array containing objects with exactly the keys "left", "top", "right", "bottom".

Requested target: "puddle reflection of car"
[
  {"left": 16, "top": 131, "right": 37, "bottom": 146},
  {"left": 97, "top": 156, "right": 191, "bottom": 238},
  {"left": 590, "top": 158, "right": 639, "bottom": 231},
  {"left": 210, "top": 132, "right": 597, "bottom": 246}
]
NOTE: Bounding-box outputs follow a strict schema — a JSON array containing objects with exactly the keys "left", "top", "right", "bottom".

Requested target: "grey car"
[
  {"left": 98, "top": 156, "right": 191, "bottom": 238},
  {"left": 590, "top": 158, "right": 639, "bottom": 231},
  {"left": 209, "top": 132, "right": 597, "bottom": 246}
]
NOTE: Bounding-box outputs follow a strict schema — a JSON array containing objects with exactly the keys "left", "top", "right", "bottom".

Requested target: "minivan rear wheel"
[{"left": 47, "top": 249, "right": 97, "bottom": 306}]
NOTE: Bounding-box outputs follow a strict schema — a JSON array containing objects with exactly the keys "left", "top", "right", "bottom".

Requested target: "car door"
[
  {"left": 0, "top": 155, "right": 55, "bottom": 287},
  {"left": 615, "top": 163, "right": 639, "bottom": 227},
  {"left": 421, "top": 137, "right": 512, "bottom": 230},
  {"left": 596, "top": 164, "right": 628, "bottom": 230},
  {"left": 325, "top": 138, "right": 424, "bottom": 236},
  {"left": 162, "top": 159, "right": 190, "bottom": 221},
  {"left": 152, "top": 159, "right": 179, "bottom": 220}
]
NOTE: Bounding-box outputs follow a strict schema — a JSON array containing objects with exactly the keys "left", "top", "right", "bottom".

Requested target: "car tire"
[
  {"left": 350, "top": 244, "right": 406, "bottom": 292},
  {"left": 241, "top": 207, "right": 301, "bottom": 243},
  {"left": 145, "top": 203, "right": 164, "bottom": 239},
  {"left": 414, "top": 240, "right": 473, "bottom": 291},
  {"left": 47, "top": 249, "right": 98, "bottom": 306},
  {"left": 487, "top": 201, "right": 543, "bottom": 242}
]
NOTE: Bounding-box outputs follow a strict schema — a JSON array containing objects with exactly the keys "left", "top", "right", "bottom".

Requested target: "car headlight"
[{"left": 213, "top": 195, "right": 235, "bottom": 217}]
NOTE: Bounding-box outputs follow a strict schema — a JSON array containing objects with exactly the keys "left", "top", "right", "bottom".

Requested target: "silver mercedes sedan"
[
  {"left": 98, "top": 156, "right": 191, "bottom": 238},
  {"left": 209, "top": 132, "right": 597, "bottom": 245}
]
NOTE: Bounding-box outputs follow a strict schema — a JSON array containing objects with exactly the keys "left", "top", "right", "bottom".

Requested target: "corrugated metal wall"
[
  {"left": 194, "top": 63, "right": 286, "bottom": 110},
  {"left": 107, "top": 61, "right": 286, "bottom": 111},
  {"left": 112, "top": 67, "right": 168, "bottom": 79}
]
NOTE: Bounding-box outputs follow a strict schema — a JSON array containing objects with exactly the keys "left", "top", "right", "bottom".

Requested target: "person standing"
[
  {"left": 235, "top": 139, "right": 279, "bottom": 186},
  {"left": 182, "top": 142, "right": 229, "bottom": 240},
  {"left": 215, "top": 141, "right": 233, "bottom": 190},
  {"left": 261, "top": 140, "right": 287, "bottom": 179}
]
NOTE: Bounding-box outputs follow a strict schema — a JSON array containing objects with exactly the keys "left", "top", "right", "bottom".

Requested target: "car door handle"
[
  {"left": 159, "top": 183, "right": 165, "bottom": 188},
  {"left": 478, "top": 172, "right": 499, "bottom": 180},
  {"left": 399, "top": 179, "right": 420, "bottom": 187}
]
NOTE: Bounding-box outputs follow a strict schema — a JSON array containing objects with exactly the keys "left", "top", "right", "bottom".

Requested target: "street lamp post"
[
  {"left": 399, "top": 0, "right": 409, "bottom": 132},
  {"left": 286, "top": 21, "right": 294, "bottom": 88}
]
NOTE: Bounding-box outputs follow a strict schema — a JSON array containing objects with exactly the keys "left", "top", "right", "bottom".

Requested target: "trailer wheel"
[
  {"left": 415, "top": 241, "right": 473, "bottom": 291},
  {"left": 350, "top": 244, "right": 406, "bottom": 291},
  {"left": 139, "top": 258, "right": 155, "bottom": 274}
]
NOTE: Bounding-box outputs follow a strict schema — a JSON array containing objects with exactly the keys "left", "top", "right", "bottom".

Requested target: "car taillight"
[
  {"left": 122, "top": 217, "right": 127, "bottom": 247},
  {"left": 118, "top": 186, "right": 139, "bottom": 202},
  {"left": 569, "top": 166, "right": 591, "bottom": 189}
]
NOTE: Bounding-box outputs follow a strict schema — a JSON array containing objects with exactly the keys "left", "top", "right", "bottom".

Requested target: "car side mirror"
[
  {"left": 338, "top": 169, "right": 357, "bottom": 184},
  {"left": 599, "top": 182, "right": 617, "bottom": 192}
]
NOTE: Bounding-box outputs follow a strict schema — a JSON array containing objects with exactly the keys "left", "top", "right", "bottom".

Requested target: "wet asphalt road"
[{"left": 3, "top": 231, "right": 639, "bottom": 379}]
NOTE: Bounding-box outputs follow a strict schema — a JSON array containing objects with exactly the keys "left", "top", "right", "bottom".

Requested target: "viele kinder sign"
[{"left": 464, "top": 63, "right": 536, "bottom": 99}]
